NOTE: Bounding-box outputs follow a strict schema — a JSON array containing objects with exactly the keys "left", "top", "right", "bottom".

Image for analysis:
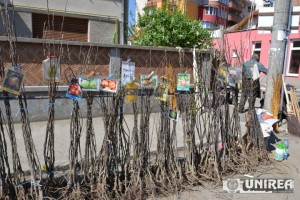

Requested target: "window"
[
  {"left": 222, "top": 10, "right": 228, "bottom": 18},
  {"left": 288, "top": 41, "right": 300, "bottom": 75},
  {"left": 32, "top": 13, "right": 88, "bottom": 42},
  {"left": 219, "top": 0, "right": 229, "bottom": 5},
  {"left": 252, "top": 42, "right": 261, "bottom": 61},
  {"left": 217, "top": 7, "right": 228, "bottom": 19},
  {"left": 205, "top": 7, "right": 216, "bottom": 15},
  {"left": 170, "top": 5, "right": 176, "bottom": 12},
  {"left": 201, "top": 21, "right": 216, "bottom": 29},
  {"left": 232, "top": 49, "right": 238, "bottom": 58},
  {"left": 293, "top": 41, "right": 300, "bottom": 47}
]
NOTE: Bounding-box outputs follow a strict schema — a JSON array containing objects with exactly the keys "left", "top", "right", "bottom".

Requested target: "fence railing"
[{"left": 0, "top": 37, "right": 209, "bottom": 88}]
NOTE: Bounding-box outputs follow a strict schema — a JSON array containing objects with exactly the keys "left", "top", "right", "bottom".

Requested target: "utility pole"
[{"left": 264, "top": 0, "right": 292, "bottom": 112}]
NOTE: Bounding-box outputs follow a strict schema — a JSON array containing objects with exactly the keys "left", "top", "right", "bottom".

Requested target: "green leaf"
[{"left": 134, "top": 4, "right": 212, "bottom": 49}]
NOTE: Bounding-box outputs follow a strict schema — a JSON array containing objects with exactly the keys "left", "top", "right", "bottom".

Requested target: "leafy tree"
[{"left": 133, "top": 2, "right": 212, "bottom": 49}]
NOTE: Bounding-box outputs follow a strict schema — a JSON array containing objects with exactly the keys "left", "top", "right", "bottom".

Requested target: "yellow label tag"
[
  {"left": 125, "top": 83, "right": 139, "bottom": 103},
  {"left": 41, "top": 165, "right": 47, "bottom": 171}
]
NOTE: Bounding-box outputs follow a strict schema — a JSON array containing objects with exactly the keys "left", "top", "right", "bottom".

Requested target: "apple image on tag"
[
  {"left": 180, "top": 80, "right": 186, "bottom": 86},
  {"left": 89, "top": 80, "right": 98, "bottom": 89},
  {"left": 108, "top": 80, "right": 116, "bottom": 90},
  {"left": 101, "top": 80, "right": 109, "bottom": 88},
  {"left": 81, "top": 79, "right": 90, "bottom": 88}
]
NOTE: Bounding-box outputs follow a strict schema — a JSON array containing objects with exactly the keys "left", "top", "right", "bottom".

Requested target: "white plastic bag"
[{"left": 252, "top": 63, "right": 259, "bottom": 80}]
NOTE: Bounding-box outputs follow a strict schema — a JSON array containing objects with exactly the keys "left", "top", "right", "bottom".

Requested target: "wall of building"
[
  {"left": 186, "top": 1, "right": 199, "bottom": 19},
  {"left": 0, "top": 0, "right": 124, "bottom": 44},
  {"left": 0, "top": 37, "right": 211, "bottom": 122},
  {"left": 199, "top": 1, "right": 231, "bottom": 28},
  {"left": 136, "top": 0, "right": 147, "bottom": 18},
  {"left": 215, "top": 6, "right": 300, "bottom": 75},
  {"left": 2, "top": 0, "right": 123, "bottom": 20},
  {"left": 242, "top": 0, "right": 255, "bottom": 18},
  {"left": 13, "top": 11, "right": 32, "bottom": 37},
  {"left": 0, "top": 10, "right": 32, "bottom": 37},
  {"left": 220, "top": 30, "right": 271, "bottom": 66},
  {"left": 202, "top": 12, "right": 218, "bottom": 24},
  {"left": 156, "top": 1, "right": 163, "bottom": 8},
  {"left": 88, "top": 19, "right": 117, "bottom": 44},
  {"left": 214, "top": 27, "right": 300, "bottom": 78}
]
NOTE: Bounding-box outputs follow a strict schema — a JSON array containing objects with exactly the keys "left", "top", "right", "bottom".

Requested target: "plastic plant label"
[
  {"left": 154, "top": 82, "right": 169, "bottom": 102},
  {"left": 41, "top": 165, "right": 47, "bottom": 171},
  {"left": 99, "top": 78, "right": 118, "bottom": 93},
  {"left": 2, "top": 68, "right": 25, "bottom": 95},
  {"left": 79, "top": 77, "right": 100, "bottom": 91},
  {"left": 43, "top": 57, "right": 60, "bottom": 82},
  {"left": 121, "top": 61, "right": 135, "bottom": 86},
  {"left": 177, "top": 73, "right": 190, "bottom": 91},
  {"left": 66, "top": 79, "right": 83, "bottom": 101},
  {"left": 140, "top": 75, "right": 158, "bottom": 88},
  {"left": 125, "top": 83, "right": 139, "bottom": 103},
  {"left": 168, "top": 109, "right": 179, "bottom": 122}
]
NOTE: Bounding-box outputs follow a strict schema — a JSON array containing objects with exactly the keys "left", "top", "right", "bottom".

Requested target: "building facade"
[
  {"left": 136, "top": 0, "right": 148, "bottom": 19},
  {"left": 214, "top": 6, "right": 300, "bottom": 78},
  {"left": 199, "top": 0, "right": 255, "bottom": 28},
  {"left": 199, "top": 0, "right": 229, "bottom": 28},
  {"left": 0, "top": 0, "right": 128, "bottom": 44},
  {"left": 144, "top": 0, "right": 208, "bottom": 20},
  {"left": 142, "top": 0, "right": 254, "bottom": 28}
]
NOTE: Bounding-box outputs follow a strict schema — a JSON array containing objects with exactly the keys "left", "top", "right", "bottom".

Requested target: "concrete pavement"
[
  {"left": 3, "top": 97, "right": 299, "bottom": 200},
  {"left": 158, "top": 130, "right": 300, "bottom": 200}
]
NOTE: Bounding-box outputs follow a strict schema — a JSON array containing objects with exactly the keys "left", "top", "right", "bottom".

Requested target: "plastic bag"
[{"left": 252, "top": 63, "right": 260, "bottom": 80}]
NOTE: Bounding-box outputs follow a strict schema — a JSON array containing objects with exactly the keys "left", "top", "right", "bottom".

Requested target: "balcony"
[
  {"left": 228, "top": 13, "right": 242, "bottom": 23},
  {"left": 217, "top": 0, "right": 229, "bottom": 6},
  {"left": 146, "top": 0, "right": 179, "bottom": 8},
  {"left": 229, "top": 0, "right": 243, "bottom": 13}
]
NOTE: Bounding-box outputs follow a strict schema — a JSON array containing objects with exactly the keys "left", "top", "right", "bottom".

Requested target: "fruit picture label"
[
  {"left": 177, "top": 73, "right": 190, "bottom": 91},
  {"left": 140, "top": 75, "right": 158, "bottom": 88},
  {"left": 100, "top": 78, "right": 118, "bottom": 93},
  {"left": 43, "top": 57, "right": 60, "bottom": 82},
  {"left": 168, "top": 109, "right": 178, "bottom": 122},
  {"left": 78, "top": 77, "right": 100, "bottom": 91},
  {"left": 121, "top": 61, "right": 135, "bottom": 86},
  {"left": 125, "top": 83, "right": 139, "bottom": 103},
  {"left": 2, "top": 68, "right": 25, "bottom": 95},
  {"left": 154, "top": 82, "right": 169, "bottom": 102},
  {"left": 66, "top": 79, "right": 83, "bottom": 101}
]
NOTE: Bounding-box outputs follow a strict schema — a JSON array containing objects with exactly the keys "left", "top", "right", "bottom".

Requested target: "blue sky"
[{"left": 128, "top": 0, "right": 136, "bottom": 27}]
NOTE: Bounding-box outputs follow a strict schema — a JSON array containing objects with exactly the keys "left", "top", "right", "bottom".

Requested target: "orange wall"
[
  {"left": 186, "top": 1, "right": 198, "bottom": 20},
  {"left": 156, "top": 1, "right": 163, "bottom": 8},
  {"left": 147, "top": 0, "right": 199, "bottom": 20}
]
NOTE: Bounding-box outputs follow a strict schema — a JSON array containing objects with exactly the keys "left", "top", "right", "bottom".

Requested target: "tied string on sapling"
[
  {"left": 43, "top": 55, "right": 59, "bottom": 176},
  {"left": 15, "top": 107, "right": 31, "bottom": 118}
]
